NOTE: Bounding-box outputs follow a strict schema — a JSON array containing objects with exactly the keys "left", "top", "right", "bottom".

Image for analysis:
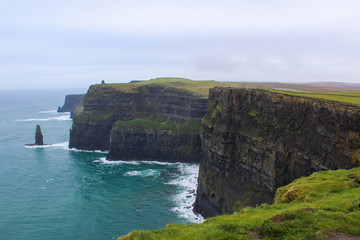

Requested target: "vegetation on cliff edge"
[
  {"left": 269, "top": 90, "right": 360, "bottom": 106},
  {"left": 95, "top": 77, "right": 241, "bottom": 97},
  {"left": 118, "top": 167, "right": 360, "bottom": 240}
]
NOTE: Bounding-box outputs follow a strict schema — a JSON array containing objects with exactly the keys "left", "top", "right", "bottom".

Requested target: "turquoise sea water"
[{"left": 0, "top": 89, "right": 202, "bottom": 240}]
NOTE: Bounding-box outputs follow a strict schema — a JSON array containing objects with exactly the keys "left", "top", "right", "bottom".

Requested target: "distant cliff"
[
  {"left": 69, "top": 79, "right": 208, "bottom": 161},
  {"left": 194, "top": 87, "right": 360, "bottom": 217},
  {"left": 57, "top": 94, "right": 85, "bottom": 118}
]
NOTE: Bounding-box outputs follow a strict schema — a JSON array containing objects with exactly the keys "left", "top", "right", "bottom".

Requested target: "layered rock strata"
[
  {"left": 107, "top": 119, "right": 202, "bottom": 162},
  {"left": 69, "top": 84, "right": 207, "bottom": 160},
  {"left": 194, "top": 87, "right": 360, "bottom": 217}
]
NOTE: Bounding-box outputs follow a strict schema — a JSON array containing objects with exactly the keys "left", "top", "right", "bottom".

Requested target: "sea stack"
[{"left": 35, "top": 125, "right": 44, "bottom": 145}]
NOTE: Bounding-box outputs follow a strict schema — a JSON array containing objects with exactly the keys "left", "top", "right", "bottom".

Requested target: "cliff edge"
[
  {"left": 194, "top": 87, "right": 360, "bottom": 217},
  {"left": 119, "top": 166, "right": 360, "bottom": 239},
  {"left": 69, "top": 78, "right": 214, "bottom": 161},
  {"left": 57, "top": 94, "right": 85, "bottom": 118}
]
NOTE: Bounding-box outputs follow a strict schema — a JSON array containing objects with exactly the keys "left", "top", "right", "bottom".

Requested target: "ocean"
[{"left": 0, "top": 89, "right": 203, "bottom": 240}]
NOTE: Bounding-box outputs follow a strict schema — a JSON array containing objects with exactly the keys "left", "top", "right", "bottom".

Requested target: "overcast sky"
[{"left": 1, "top": 0, "right": 360, "bottom": 89}]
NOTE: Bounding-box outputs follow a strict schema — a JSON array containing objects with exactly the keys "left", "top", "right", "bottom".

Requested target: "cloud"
[
  {"left": 0, "top": 0, "right": 360, "bottom": 89},
  {"left": 193, "top": 51, "right": 239, "bottom": 73}
]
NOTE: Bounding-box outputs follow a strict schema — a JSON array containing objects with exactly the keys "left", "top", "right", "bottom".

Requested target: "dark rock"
[
  {"left": 194, "top": 87, "right": 360, "bottom": 218},
  {"left": 35, "top": 125, "right": 44, "bottom": 145},
  {"left": 69, "top": 84, "right": 207, "bottom": 157},
  {"left": 26, "top": 125, "right": 45, "bottom": 146},
  {"left": 106, "top": 119, "right": 202, "bottom": 162},
  {"left": 58, "top": 94, "right": 85, "bottom": 118}
]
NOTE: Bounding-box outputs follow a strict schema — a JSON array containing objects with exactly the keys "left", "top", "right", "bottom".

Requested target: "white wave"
[
  {"left": 123, "top": 169, "right": 160, "bottom": 177},
  {"left": 46, "top": 178, "right": 53, "bottom": 183},
  {"left": 25, "top": 141, "right": 69, "bottom": 149},
  {"left": 167, "top": 163, "right": 204, "bottom": 223},
  {"left": 93, "top": 157, "right": 140, "bottom": 165},
  {"left": 93, "top": 157, "right": 175, "bottom": 165},
  {"left": 25, "top": 141, "right": 110, "bottom": 153},
  {"left": 17, "top": 114, "right": 71, "bottom": 122},
  {"left": 69, "top": 148, "right": 109, "bottom": 154},
  {"left": 51, "top": 142, "right": 69, "bottom": 149},
  {"left": 141, "top": 160, "right": 175, "bottom": 166},
  {"left": 38, "top": 110, "right": 58, "bottom": 114},
  {"left": 25, "top": 144, "right": 52, "bottom": 149}
]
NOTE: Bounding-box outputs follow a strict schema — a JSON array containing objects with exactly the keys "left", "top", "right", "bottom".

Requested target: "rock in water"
[{"left": 35, "top": 125, "right": 44, "bottom": 145}]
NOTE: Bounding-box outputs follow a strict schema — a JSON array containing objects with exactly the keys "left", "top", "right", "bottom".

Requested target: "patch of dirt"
[
  {"left": 304, "top": 208, "right": 314, "bottom": 213},
  {"left": 348, "top": 173, "right": 360, "bottom": 184},
  {"left": 248, "top": 229, "right": 264, "bottom": 239},
  {"left": 324, "top": 232, "right": 360, "bottom": 240},
  {"left": 269, "top": 214, "right": 283, "bottom": 223}
]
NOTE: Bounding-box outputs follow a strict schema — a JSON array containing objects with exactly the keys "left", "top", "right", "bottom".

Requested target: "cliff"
[
  {"left": 57, "top": 94, "right": 85, "bottom": 118},
  {"left": 194, "top": 87, "right": 360, "bottom": 217},
  {"left": 69, "top": 79, "right": 210, "bottom": 158},
  {"left": 119, "top": 166, "right": 360, "bottom": 240},
  {"left": 107, "top": 119, "right": 202, "bottom": 162}
]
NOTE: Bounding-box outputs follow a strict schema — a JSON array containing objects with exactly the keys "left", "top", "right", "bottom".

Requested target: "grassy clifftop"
[
  {"left": 89, "top": 77, "right": 360, "bottom": 103},
  {"left": 92, "top": 77, "right": 241, "bottom": 97},
  {"left": 269, "top": 90, "right": 360, "bottom": 106},
  {"left": 119, "top": 167, "right": 360, "bottom": 240}
]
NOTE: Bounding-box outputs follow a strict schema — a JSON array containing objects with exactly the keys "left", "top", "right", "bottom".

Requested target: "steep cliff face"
[
  {"left": 107, "top": 119, "right": 202, "bottom": 162},
  {"left": 194, "top": 87, "right": 360, "bottom": 218},
  {"left": 58, "top": 94, "right": 85, "bottom": 118},
  {"left": 69, "top": 83, "right": 207, "bottom": 156}
]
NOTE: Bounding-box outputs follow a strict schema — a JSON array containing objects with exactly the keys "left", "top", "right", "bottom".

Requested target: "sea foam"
[
  {"left": 93, "top": 157, "right": 175, "bottom": 165},
  {"left": 123, "top": 169, "right": 160, "bottom": 177},
  {"left": 17, "top": 114, "right": 71, "bottom": 122},
  {"left": 69, "top": 148, "right": 108, "bottom": 154},
  {"left": 92, "top": 157, "right": 204, "bottom": 222},
  {"left": 167, "top": 163, "right": 204, "bottom": 223},
  {"left": 25, "top": 141, "right": 69, "bottom": 149},
  {"left": 38, "top": 110, "right": 58, "bottom": 114}
]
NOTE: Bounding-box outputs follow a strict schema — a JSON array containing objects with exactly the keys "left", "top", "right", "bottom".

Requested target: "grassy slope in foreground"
[
  {"left": 268, "top": 90, "right": 360, "bottom": 106},
  {"left": 119, "top": 167, "right": 360, "bottom": 240}
]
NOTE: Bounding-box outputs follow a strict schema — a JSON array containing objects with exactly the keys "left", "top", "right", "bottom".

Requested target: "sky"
[{"left": 1, "top": 0, "right": 360, "bottom": 89}]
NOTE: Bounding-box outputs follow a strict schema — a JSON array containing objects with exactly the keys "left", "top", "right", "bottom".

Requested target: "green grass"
[
  {"left": 113, "top": 118, "right": 201, "bottom": 134},
  {"left": 118, "top": 167, "right": 360, "bottom": 240},
  {"left": 268, "top": 90, "right": 360, "bottom": 106},
  {"left": 92, "top": 77, "right": 243, "bottom": 97},
  {"left": 90, "top": 77, "right": 360, "bottom": 103}
]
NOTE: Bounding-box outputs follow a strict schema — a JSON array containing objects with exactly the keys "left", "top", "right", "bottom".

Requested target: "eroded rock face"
[
  {"left": 107, "top": 120, "right": 202, "bottom": 162},
  {"left": 69, "top": 84, "right": 207, "bottom": 157},
  {"left": 194, "top": 87, "right": 360, "bottom": 218},
  {"left": 35, "top": 124, "right": 44, "bottom": 145}
]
